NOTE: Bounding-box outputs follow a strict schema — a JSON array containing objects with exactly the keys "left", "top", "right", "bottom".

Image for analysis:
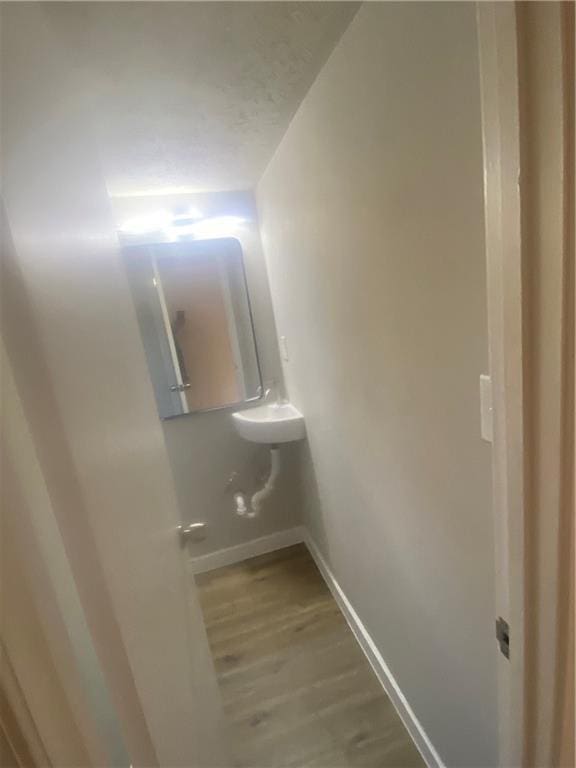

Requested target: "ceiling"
[{"left": 48, "top": 2, "right": 358, "bottom": 197}]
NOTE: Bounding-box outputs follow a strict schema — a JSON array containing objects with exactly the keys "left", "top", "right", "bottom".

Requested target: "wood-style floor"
[{"left": 195, "top": 544, "right": 424, "bottom": 768}]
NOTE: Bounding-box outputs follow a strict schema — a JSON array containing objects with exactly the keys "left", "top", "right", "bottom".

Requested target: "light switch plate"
[
  {"left": 279, "top": 335, "right": 289, "bottom": 362},
  {"left": 480, "top": 374, "right": 493, "bottom": 443}
]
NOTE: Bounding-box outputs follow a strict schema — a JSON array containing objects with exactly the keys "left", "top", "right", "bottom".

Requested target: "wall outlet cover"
[
  {"left": 479, "top": 374, "right": 493, "bottom": 443},
  {"left": 279, "top": 335, "right": 289, "bottom": 362}
]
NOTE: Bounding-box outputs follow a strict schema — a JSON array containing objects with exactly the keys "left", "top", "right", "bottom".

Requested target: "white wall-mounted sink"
[{"left": 232, "top": 402, "right": 305, "bottom": 444}]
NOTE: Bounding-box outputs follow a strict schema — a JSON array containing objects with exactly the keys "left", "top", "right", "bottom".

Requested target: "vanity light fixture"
[
  {"left": 170, "top": 215, "right": 247, "bottom": 240},
  {"left": 119, "top": 209, "right": 173, "bottom": 235},
  {"left": 119, "top": 210, "right": 246, "bottom": 241}
]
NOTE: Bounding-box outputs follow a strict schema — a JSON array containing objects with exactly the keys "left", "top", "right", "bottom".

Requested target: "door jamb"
[{"left": 476, "top": 4, "right": 526, "bottom": 766}]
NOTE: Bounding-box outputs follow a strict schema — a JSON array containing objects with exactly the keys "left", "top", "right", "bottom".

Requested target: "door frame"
[
  {"left": 477, "top": 3, "right": 574, "bottom": 766},
  {"left": 477, "top": 5, "right": 526, "bottom": 765}
]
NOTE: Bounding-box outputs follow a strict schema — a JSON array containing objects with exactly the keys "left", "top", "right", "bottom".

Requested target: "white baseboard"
[
  {"left": 189, "top": 526, "right": 305, "bottom": 575},
  {"left": 303, "top": 532, "right": 445, "bottom": 768}
]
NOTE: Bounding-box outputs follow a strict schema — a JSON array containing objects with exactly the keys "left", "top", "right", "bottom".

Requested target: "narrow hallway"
[
  {"left": 196, "top": 546, "right": 424, "bottom": 768},
  {"left": 4, "top": 2, "right": 571, "bottom": 764}
]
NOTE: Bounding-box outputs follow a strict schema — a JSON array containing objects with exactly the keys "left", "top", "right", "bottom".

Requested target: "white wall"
[
  {"left": 257, "top": 4, "right": 497, "bottom": 766},
  {"left": 111, "top": 191, "right": 302, "bottom": 556}
]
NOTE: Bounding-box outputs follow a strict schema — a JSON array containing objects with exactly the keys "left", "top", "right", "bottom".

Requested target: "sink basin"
[{"left": 232, "top": 402, "right": 305, "bottom": 444}]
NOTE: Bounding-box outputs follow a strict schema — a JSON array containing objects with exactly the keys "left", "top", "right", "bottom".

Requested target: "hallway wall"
[{"left": 257, "top": 3, "right": 496, "bottom": 765}]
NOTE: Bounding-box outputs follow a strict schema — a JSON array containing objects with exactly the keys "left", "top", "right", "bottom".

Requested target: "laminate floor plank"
[{"left": 195, "top": 544, "right": 424, "bottom": 768}]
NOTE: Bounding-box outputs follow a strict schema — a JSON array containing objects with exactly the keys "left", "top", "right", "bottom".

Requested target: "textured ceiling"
[{"left": 48, "top": 2, "right": 358, "bottom": 196}]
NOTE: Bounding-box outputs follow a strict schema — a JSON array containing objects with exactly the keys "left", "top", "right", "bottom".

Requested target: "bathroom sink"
[{"left": 232, "top": 402, "right": 305, "bottom": 444}]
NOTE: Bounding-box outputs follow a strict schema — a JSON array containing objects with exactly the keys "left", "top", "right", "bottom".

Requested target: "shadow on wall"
[{"left": 297, "top": 438, "right": 330, "bottom": 559}]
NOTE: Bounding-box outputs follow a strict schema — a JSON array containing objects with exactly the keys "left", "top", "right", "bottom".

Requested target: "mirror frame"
[{"left": 123, "top": 236, "right": 265, "bottom": 419}]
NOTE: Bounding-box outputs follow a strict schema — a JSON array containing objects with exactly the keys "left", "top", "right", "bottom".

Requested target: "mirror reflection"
[{"left": 124, "top": 237, "right": 262, "bottom": 418}]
